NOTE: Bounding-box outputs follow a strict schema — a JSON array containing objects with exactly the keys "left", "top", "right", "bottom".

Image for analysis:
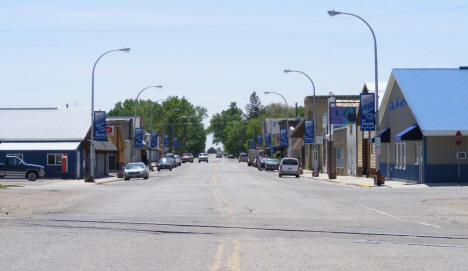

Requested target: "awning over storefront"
[
  {"left": 394, "top": 124, "right": 422, "bottom": 141},
  {"left": 95, "top": 141, "right": 117, "bottom": 152},
  {"left": 371, "top": 128, "right": 390, "bottom": 143}
]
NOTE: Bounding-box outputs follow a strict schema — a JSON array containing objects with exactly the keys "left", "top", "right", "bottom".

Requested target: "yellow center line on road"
[
  {"left": 227, "top": 240, "right": 241, "bottom": 271},
  {"left": 210, "top": 240, "right": 224, "bottom": 271}
]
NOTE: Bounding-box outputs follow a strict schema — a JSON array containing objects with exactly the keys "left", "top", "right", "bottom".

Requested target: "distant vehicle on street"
[
  {"left": 124, "top": 162, "right": 149, "bottom": 180},
  {"left": 165, "top": 156, "right": 177, "bottom": 168},
  {"left": 181, "top": 153, "right": 194, "bottom": 163},
  {"left": 198, "top": 153, "right": 208, "bottom": 163},
  {"left": 156, "top": 157, "right": 173, "bottom": 171},
  {"left": 0, "top": 155, "right": 45, "bottom": 181},
  {"left": 238, "top": 153, "right": 248, "bottom": 163},
  {"left": 174, "top": 155, "right": 182, "bottom": 166},
  {"left": 216, "top": 152, "right": 222, "bottom": 158},
  {"left": 248, "top": 149, "right": 264, "bottom": 167},
  {"left": 228, "top": 154, "right": 235, "bottom": 159},
  {"left": 257, "top": 157, "right": 268, "bottom": 171},
  {"left": 278, "top": 158, "right": 300, "bottom": 178},
  {"left": 265, "top": 158, "right": 280, "bottom": 171}
]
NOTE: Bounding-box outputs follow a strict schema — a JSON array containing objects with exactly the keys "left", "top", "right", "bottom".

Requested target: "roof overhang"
[
  {"left": 422, "top": 130, "right": 468, "bottom": 136},
  {"left": 0, "top": 142, "right": 81, "bottom": 151}
]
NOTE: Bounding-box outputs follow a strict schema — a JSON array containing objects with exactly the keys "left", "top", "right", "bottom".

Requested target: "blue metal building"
[{"left": 377, "top": 67, "right": 468, "bottom": 183}]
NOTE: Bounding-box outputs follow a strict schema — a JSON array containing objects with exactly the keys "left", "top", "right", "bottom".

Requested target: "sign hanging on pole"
[
  {"left": 280, "top": 128, "right": 288, "bottom": 147},
  {"left": 174, "top": 138, "right": 178, "bottom": 149},
  {"left": 93, "top": 111, "right": 107, "bottom": 141},
  {"left": 360, "top": 93, "right": 375, "bottom": 131},
  {"left": 151, "top": 132, "right": 159, "bottom": 148},
  {"left": 164, "top": 134, "right": 170, "bottom": 148},
  {"left": 249, "top": 139, "right": 255, "bottom": 149},
  {"left": 257, "top": 135, "right": 263, "bottom": 147},
  {"left": 330, "top": 107, "right": 357, "bottom": 124},
  {"left": 134, "top": 128, "right": 143, "bottom": 148},
  {"left": 265, "top": 133, "right": 271, "bottom": 147},
  {"left": 304, "top": 120, "right": 315, "bottom": 144}
]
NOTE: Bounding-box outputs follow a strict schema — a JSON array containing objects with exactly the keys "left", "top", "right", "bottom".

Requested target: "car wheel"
[
  {"left": 296, "top": 175, "right": 300, "bottom": 178},
  {"left": 26, "top": 172, "right": 38, "bottom": 181},
  {"left": 124, "top": 177, "right": 130, "bottom": 181},
  {"left": 170, "top": 167, "right": 172, "bottom": 171},
  {"left": 157, "top": 168, "right": 160, "bottom": 171},
  {"left": 278, "top": 173, "right": 282, "bottom": 178}
]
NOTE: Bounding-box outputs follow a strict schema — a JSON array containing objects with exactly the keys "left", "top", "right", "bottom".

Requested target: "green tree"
[
  {"left": 264, "top": 103, "right": 304, "bottom": 118},
  {"left": 245, "top": 91, "right": 264, "bottom": 120}
]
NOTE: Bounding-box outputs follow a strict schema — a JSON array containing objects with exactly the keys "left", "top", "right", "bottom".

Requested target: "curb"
[
  {"left": 303, "top": 175, "right": 375, "bottom": 188},
  {"left": 95, "top": 178, "right": 121, "bottom": 185}
]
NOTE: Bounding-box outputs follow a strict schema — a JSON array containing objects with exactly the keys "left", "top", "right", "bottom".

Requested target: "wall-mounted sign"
[
  {"left": 94, "top": 111, "right": 107, "bottom": 141},
  {"left": 388, "top": 98, "right": 407, "bottom": 111},
  {"left": 360, "top": 93, "right": 375, "bottom": 131},
  {"left": 106, "top": 126, "right": 114, "bottom": 136},
  {"left": 151, "top": 132, "right": 159, "bottom": 148},
  {"left": 304, "top": 120, "right": 315, "bottom": 144},
  {"left": 330, "top": 107, "right": 357, "bottom": 124},
  {"left": 134, "top": 128, "right": 143, "bottom": 148},
  {"left": 280, "top": 128, "right": 288, "bottom": 147}
]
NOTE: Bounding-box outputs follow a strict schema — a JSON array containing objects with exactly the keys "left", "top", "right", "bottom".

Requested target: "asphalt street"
[{"left": 2, "top": 157, "right": 468, "bottom": 270}]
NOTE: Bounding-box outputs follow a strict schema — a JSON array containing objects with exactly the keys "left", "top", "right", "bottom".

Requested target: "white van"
[{"left": 279, "top": 158, "right": 300, "bottom": 178}]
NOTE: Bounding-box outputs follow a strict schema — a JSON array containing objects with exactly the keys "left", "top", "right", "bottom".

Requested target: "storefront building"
[{"left": 378, "top": 68, "right": 468, "bottom": 183}]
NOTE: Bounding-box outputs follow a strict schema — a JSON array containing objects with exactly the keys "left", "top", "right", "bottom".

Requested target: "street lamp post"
[
  {"left": 132, "top": 85, "right": 163, "bottom": 162},
  {"left": 328, "top": 9, "right": 381, "bottom": 174},
  {"left": 89, "top": 47, "right": 130, "bottom": 182},
  {"left": 284, "top": 69, "right": 319, "bottom": 176},
  {"left": 264, "top": 91, "right": 289, "bottom": 157}
]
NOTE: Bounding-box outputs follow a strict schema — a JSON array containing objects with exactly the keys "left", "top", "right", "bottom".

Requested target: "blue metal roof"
[{"left": 392, "top": 68, "right": 468, "bottom": 136}]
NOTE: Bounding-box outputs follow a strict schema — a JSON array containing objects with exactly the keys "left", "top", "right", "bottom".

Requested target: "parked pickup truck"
[{"left": 0, "top": 156, "right": 45, "bottom": 181}]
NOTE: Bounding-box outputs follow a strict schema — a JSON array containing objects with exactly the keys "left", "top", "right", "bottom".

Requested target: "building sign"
[
  {"left": 134, "top": 128, "right": 143, "bottom": 148},
  {"left": 94, "top": 111, "right": 107, "bottom": 141},
  {"left": 249, "top": 139, "right": 255, "bottom": 149},
  {"left": 265, "top": 133, "right": 271, "bottom": 147},
  {"left": 106, "top": 126, "right": 114, "bottom": 136},
  {"left": 280, "top": 128, "right": 288, "bottom": 147},
  {"left": 360, "top": 93, "right": 375, "bottom": 131},
  {"left": 174, "top": 138, "right": 178, "bottom": 149},
  {"left": 257, "top": 135, "right": 263, "bottom": 147},
  {"left": 304, "top": 120, "right": 315, "bottom": 144},
  {"left": 164, "top": 134, "right": 170, "bottom": 148},
  {"left": 330, "top": 107, "right": 357, "bottom": 124},
  {"left": 151, "top": 132, "right": 159, "bottom": 148},
  {"left": 389, "top": 98, "right": 407, "bottom": 111}
]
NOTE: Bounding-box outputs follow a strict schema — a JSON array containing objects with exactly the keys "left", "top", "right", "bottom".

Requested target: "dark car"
[
  {"left": 0, "top": 156, "right": 45, "bottom": 181},
  {"left": 238, "top": 153, "right": 248, "bottom": 163},
  {"left": 257, "top": 157, "right": 268, "bottom": 171},
  {"left": 157, "top": 157, "right": 173, "bottom": 171},
  {"left": 228, "top": 154, "right": 235, "bottom": 159},
  {"left": 216, "top": 152, "right": 222, "bottom": 158},
  {"left": 265, "top": 158, "right": 280, "bottom": 171}
]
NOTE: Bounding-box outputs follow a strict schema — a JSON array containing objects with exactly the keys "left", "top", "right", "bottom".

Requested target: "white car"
[
  {"left": 124, "top": 162, "right": 149, "bottom": 180},
  {"left": 278, "top": 158, "right": 300, "bottom": 178},
  {"left": 198, "top": 153, "right": 208, "bottom": 163}
]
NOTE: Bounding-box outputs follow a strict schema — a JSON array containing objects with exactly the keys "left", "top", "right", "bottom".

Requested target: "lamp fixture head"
[{"left": 327, "top": 10, "right": 341, "bottom": 16}]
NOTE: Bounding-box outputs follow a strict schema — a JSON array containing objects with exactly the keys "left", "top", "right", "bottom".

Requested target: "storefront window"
[{"left": 47, "top": 153, "right": 63, "bottom": 166}]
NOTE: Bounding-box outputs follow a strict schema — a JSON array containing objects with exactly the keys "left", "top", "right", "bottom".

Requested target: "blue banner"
[
  {"left": 330, "top": 107, "right": 357, "bottom": 124},
  {"left": 134, "top": 128, "right": 143, "bottom": 148},
  {"left": 270, "top": 145, "right": 274, "bottom": 154},
  {"left": 257, "top": 135, "right": 263, "bottom": 147},
  {"left": 93, "top": 111, "right": 107, "bottom": 141},
  {"left": 174, "top": 138, "right": 178, "bottom": 149},
  {"left": 360, "top": 93, "right": 375, "bottom": 131},
  {"left": 151, "top": 132, "right": 159, "bottom": 148},
  {"left": 304, "top": 120, "right": 315, "bottom": 144},
  {"left": 164, "top": 134, "right": 170, "bottom": 148},
  {"left": 249, "top": 139, "right": 254, "bottom": 149},
  {"left": 265, "top": 133, "right": 271, "bottom": 147},
  {"left": 280, "top": 128, "right": 288, "bottom": 147}
]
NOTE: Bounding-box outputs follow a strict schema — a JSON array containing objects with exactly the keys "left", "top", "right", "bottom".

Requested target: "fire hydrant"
[{"left": 374, "top": 170, "right": 385, "bottom": 186}]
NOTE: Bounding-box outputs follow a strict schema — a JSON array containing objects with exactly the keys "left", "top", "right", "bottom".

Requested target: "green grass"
[{"left": 0, "top": 184, "right": 7, "bottom": 189}]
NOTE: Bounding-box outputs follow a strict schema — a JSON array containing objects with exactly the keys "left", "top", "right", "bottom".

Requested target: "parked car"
[
  {"left": 156, "top": 157, "right": 173, "bottom": 171},
  {"left": 0, "top": 155, "right": 45, "bottom": 181},
  {"left": 198, "top": 153, "right": 208, "bottom": 163},
  {"left": 181, "top": 153, "right": 193, "bottom": 163},
  {"left": 248, "top": 149, "right": 264, "bottom": 166},
  {"left": 257, "top": 157, "right": 268, "bottom": 171},
  {"left": 165, "top": 156, "right": 177, "bottom": 168},
  {"left": 174, "top": 155, "right": 182, "bottom": 166},
  {"left": 216, "top": 152, "right": 222, "bottom": 158},
  {"left": 124, "top": 162, "right": 149, "bottom": 180},
  {"left": 228, "top": 154, "right": 235, "bottom": 159},
  {"left": 265, "top": 158, "right": 280, "bottom": 171},
  {"left": 238, "top": 153, "right": 248, "bottom": 163},
  {"left": 278, "top": 158, "right": 300, "bottom": 178}
]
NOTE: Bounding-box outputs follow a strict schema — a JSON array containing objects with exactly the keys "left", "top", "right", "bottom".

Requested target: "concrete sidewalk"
[{"left": 301, "top": 170, "right": 427, "bottom": 188}]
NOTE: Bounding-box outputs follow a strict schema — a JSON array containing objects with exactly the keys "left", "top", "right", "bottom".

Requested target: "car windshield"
[
  {"left": 126, "top": 163, "right": 144, "bottom": 169},
  {"left": 268, "top": 159, "right": 279, "bottom": 163},
  {"left": 159, "top": 158, "right": 168, "bottom": 163}
]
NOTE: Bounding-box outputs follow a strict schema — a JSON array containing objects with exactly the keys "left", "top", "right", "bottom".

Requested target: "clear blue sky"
[{"left": 1, "top": 1, "right": 467, "bottom": 148}]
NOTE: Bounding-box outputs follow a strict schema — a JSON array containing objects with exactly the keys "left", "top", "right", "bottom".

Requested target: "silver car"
[
  {"left": 174, "top": 155, "right": 182, "bottom": 166},
  {"left": 124, "top": 162, "right": 149, "bottom": 180}
]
